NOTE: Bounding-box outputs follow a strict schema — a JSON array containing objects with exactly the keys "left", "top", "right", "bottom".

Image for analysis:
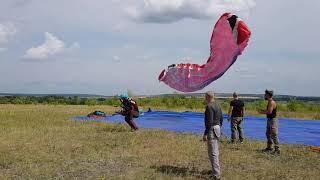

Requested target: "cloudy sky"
[{"left": 0, "top": 0, "right": 319, "bottom": 96}]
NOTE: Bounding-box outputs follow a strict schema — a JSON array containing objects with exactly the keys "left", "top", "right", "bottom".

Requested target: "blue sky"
[{"left": 0, "top": 0, "right": 319, "bottom": 96}]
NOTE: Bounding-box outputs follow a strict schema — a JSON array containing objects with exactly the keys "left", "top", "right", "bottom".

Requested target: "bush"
[
  {"left": 287, "top": 98, "right": 298, "bottom": 112},
  {"left": 220, "top": 100, "right": 230, "bottom": 111},
  {"left": 11, "top": 97, "right": 24, "bottom": 104},
  {"left": 84, "top": 98, "right": 97, "bottom": 106}
]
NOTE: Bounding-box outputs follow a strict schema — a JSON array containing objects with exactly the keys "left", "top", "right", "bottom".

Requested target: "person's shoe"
[
  {"left": 272, "top": 148, "right": 280, "bottom": 155},
  {"left": 239, "top": 139, "right": 244, "bottom": 144},
  {"left": 262, "top": 148, "right": 273, "bottom": 152},
  {"left": 209, "top": 175, "right": 221, "bottom": 180}
]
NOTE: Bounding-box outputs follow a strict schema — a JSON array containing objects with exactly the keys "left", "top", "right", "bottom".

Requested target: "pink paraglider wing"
[{"left": 158, "top": 13, "right": 251, "bottom": 92}]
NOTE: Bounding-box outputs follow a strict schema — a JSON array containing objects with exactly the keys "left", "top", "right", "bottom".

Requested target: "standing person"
[
  {"left": 258, "top": 89, "right": 280, "bottom": 154},
  {"left": 203, "top": 91, "right": 223, "bottom": 180},
  {"left": 228, "top": 91, "right": 245, "bottom": 143},
  {"left": 117, "top": 92, "right": 139, "bottom": 131}
]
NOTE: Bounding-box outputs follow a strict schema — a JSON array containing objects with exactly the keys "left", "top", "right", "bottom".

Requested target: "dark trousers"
[{"left": 123, "top": 110, "right": 139, "bottom": 130}]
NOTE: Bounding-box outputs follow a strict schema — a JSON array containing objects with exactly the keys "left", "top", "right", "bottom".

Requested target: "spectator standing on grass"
[
  {"left": 203, "top": 91, "right": 223, "bottom": 180},
  {"left": 228, "top": 91, "right": 245, "bottom": 143},
  {"left": 257, "top": 89, "right": 280, "bottom": 154}
]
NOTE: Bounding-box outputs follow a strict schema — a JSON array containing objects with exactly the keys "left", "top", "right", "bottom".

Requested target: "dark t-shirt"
[{"left": 230, "top": 99, "right": 244, "bottom": 117}]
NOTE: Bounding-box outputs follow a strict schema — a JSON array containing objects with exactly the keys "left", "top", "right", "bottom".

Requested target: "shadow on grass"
[{"left": 151, "top": 165, "right": 211, "bottom": 179}]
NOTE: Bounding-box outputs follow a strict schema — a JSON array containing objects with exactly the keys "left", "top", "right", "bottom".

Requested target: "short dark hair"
[
  {"left": 233, "top": 91, "right": 239, "bottom": 98},
  {"left": 265, "top": 89, "right": 274, "bottom": 97}
]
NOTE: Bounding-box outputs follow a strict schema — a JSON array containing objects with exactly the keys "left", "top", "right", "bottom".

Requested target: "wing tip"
[{"left": 158, "top": 69, "right": 166, "bottom": 81}]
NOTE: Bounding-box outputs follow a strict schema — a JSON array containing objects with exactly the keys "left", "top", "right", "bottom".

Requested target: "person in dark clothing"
[
  {"left": 228, "top": 91, "right": 245, "bottom": 143},
  {"left": 117, "top": 92, "right": 139, "bottom": 131},
  {"left": 203, "top": 91, "right": 223, "bottom": 180},
  {"left": 258, "top": 89, "right": 280, "bottom": 154}
]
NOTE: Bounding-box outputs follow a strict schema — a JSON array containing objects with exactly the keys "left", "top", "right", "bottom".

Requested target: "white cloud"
[
  {"left": 126, "top": 0, "right": 256, "bottom": 23},
  {"left": 23, "top": 32, "right": 78, "bottom": 60},
  {"left": 24, "top": 32, "right": 65, "bottom": 60},
  {"left": 0, "top": 23, "right": 17, "bottom": 44}
]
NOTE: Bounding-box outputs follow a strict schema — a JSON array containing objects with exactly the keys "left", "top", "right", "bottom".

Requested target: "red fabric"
[
  {"left": 237, "top": 21, "right": 251, "bottom": 45},
  {"left": 158, "top": 13, "right": 251, "bottom": 92}
]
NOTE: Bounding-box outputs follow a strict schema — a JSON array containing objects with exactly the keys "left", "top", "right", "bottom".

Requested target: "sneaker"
[{"left": 210, "top": 175, "right": 221, "bottom": 180}]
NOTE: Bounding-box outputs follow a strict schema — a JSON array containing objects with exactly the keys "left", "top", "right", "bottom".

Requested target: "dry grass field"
[{"left": 0, "top": 105, "right": 319, "bottom": 179}]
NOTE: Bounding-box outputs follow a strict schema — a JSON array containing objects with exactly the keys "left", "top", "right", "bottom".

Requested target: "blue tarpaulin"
[{"left": 72, "top": 111, "right": 320, "bottom": 146}]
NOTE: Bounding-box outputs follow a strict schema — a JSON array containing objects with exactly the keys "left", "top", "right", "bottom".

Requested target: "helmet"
[{"left": 119, "top": 92, "right": 128, "bottom": 99}]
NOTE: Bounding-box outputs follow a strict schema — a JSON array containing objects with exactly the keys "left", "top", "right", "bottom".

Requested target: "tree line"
[{"left": 0, "top": 95, "right": 320, "bottom": 114}]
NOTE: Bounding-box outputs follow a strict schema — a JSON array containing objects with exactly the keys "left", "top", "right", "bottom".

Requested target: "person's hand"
[
  {"left": 202, "top": 135, "right": 208, "bottom": 142},
  {"left": 115, "top": 109, "right": 123, "bottom": 115},
  {"left": 257, "top": 109, "right": 263, "bottom": 114}
]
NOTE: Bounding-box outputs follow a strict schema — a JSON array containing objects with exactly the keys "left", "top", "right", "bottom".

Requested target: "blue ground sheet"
[{"left": 72, "top": 111, "right": 320, "bottom": 146}]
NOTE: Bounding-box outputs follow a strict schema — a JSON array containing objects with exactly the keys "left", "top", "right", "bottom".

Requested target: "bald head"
[{"left": 205, "top": 91, "right": 215, "bottom": 103}]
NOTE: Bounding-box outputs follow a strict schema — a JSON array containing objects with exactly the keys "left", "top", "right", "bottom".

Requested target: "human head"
[
  {"left": 205, "top": 91, "right": 214, "bottom": 103},
  {"left": 233, "top": 91, "right": 239, "bottom": 99},
  {"left": 264, "top": 89, "right": 273, "bottom": 100},
  {"left": 119, "top": 92, "right": 128, "bottom": 100}
]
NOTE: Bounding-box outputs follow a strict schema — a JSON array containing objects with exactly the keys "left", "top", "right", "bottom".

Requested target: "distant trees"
[
  {"left": 84, "top": 98, "right": 97, "bottom": 106},
  {"left": 0, "top": 95, "right": 319, "bottom": 115},
  {"left": 70, "top": 96, "right": 81, "bottom": 105}
]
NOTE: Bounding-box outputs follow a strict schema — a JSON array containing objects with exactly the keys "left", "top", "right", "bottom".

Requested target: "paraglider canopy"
[{"left": 158, "top": 12, "right": 251, "bottom": 92}]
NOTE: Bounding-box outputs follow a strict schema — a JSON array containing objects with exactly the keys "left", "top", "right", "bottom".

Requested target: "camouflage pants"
[
  {"left": 266, "top": 118, "right": 280, "bottom": 149},
  {"left": 231, "top": 117, "right": 244, "bottom": 141}
]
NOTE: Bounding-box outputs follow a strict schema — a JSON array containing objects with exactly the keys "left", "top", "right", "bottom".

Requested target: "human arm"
[
  {"left": 257, "top": 101, "right": 275, "bottom": 114},
  {"left": 220, "top": 110, "right": 223, "bottom": 126},
  {"left": 203, "top": 105, "right": 214, "bottom": 141},
  {"left": 242, "top": 106, "right": 245, "bottom": 118},
  {"left": 228, "top": 106, "right": 233, "bottom": 121}
]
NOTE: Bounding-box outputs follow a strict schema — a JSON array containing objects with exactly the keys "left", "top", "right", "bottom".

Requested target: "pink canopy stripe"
[{"left": 158, "top": 13, "right": 251, "bottom": 92}]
